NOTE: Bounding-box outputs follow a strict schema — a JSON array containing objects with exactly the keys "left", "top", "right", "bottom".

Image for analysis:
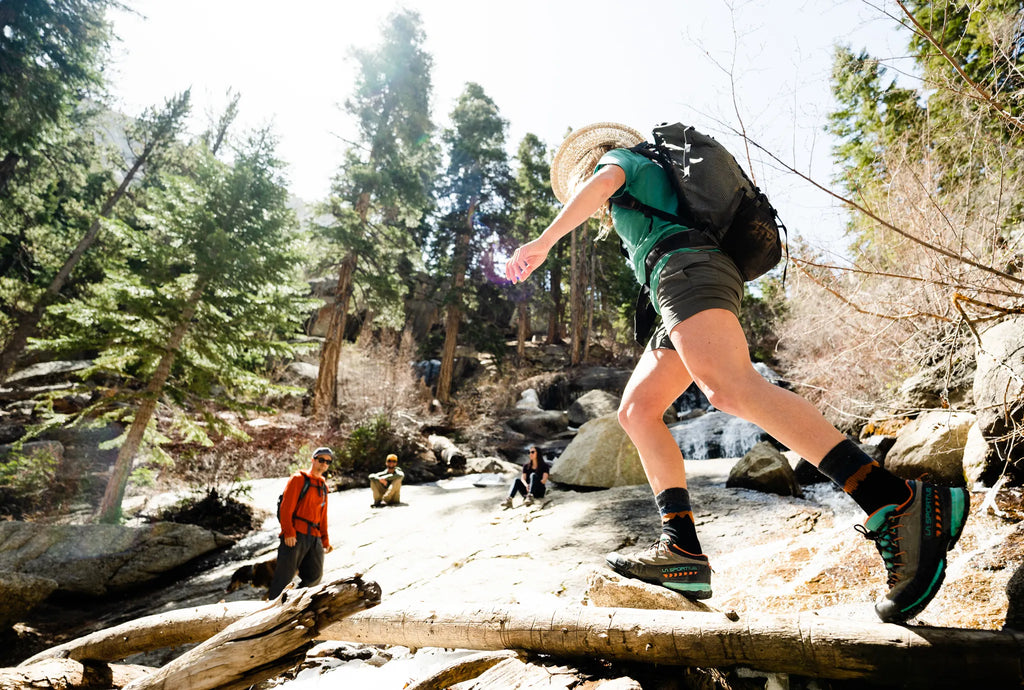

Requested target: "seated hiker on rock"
[
  {"left": 501, "top": 446, "right": 549, "bottom": 508},
  {"left": 504, "top": 122, "right": 970, "bottom": 623},
  {"left": 369, "top": 453, "right": 404, "bottom": 507},
  {"left": 267, "top": 447, "right": 333, "bottom": 600}
]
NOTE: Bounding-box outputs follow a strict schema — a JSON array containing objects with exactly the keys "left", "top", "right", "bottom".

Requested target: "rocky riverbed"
[{"left": 10, "top": 454, "right": 1019, "bottom": 685}]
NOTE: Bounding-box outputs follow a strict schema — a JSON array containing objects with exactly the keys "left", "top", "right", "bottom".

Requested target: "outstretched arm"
[{"left": 505, "top": 164, "right": 625, "bottom": 284}]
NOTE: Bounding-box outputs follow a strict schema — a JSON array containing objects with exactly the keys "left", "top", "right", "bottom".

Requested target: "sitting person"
[
  {"left": 501, "top": 446, "right": 550, "bottom": 508},
  {"left": 369, "top": 453, "right": 404, "bottom": 507}
]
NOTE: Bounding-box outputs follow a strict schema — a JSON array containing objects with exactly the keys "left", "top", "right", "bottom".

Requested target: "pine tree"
[
  {"left": 429, "top": 83, "right": 510, "bottom": 403},
  {"left": 314, "top": 9, "right": 437, "bottom": 417},
  {"left": 74, "top": 128, "right": 307, "bottom": 523}
]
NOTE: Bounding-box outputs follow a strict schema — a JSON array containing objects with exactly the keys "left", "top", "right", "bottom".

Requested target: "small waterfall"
[{"left": 669, "top": 411, "right": 770, "bottom": 460}]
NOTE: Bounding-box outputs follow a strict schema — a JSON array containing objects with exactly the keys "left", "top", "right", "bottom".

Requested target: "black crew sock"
[
  {"left": 817, "top": 439, "right": 912, "bottom": 516},
  {"left": 655, "top": 487, "right": 702, "bottom": 555}
]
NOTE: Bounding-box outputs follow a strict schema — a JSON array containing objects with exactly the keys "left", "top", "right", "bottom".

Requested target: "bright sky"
[{"left": 107, "top": 0, "right": 912, "bottom": 256}]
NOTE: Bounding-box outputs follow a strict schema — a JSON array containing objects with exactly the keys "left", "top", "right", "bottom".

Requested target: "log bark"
[
  {"left": 320, "top": 603, "right": 1024, "bottom": 687},
  {"left": 20, "top": 601, "right": 267, "bottom": 666},
  {"left": 122, "top": 575, "right": 380, "bottom": 690},
  {"left": 0, "top": 658, "right": 151, "bottom": 690},
  {"left": 428, "top": 434, "right": 467, "bottom": 470}
]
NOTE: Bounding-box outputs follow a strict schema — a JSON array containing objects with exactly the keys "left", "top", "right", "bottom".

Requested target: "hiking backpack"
[
  {"left": 613, "top": 122, "right": 786, "bottom": 282},
  {"left": 276, "top": 475, "right": 313, "bottom": 528}
]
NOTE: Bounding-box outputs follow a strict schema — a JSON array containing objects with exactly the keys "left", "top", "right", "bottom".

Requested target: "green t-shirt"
[{"left": 595, "top": 148, "right": 718, "bottom": 307}]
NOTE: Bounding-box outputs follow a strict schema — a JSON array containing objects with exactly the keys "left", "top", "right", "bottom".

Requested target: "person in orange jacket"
[{"left": 267, "top": 447, "right": 333, "bottom": 599}]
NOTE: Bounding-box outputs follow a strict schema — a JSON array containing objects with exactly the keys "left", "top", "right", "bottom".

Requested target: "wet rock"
[{"left": 669, "top": 411, "right": 769, "bottom": 460}]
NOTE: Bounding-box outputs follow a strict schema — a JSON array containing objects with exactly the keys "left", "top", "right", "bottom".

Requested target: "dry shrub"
[
  {"left": 334, "top": 329, "right": 435, "bottom": 426},
  {"left": 778, "top": 129, "right": 1024, "bottom": 430}
]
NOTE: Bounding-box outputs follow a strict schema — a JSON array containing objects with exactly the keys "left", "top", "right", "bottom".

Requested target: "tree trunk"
[
  {"left": 546, "top": 244, "right": 564, "bottom": 345},
  {"left": 122, "top": 576, "right": 381, "bottom": 690},
  {"left": 436, "top": 202, "right": 474, "bottom": 404},
  {"left": 516, "top": 301, "right": 528, "bottom": 361},
  {"left": 0, "top": 151, "right": 20, "bottom": 198},
  {"left": 313, "top": 253, "right": 356, "bottom": 417},
  {"left": 321, "top": 603, "right": 1024, "bottom": 687},
  {"left": 97, "top": 283, "right": 204, "bottom": 524},
  {"left": 20, "top": 601, "right": 267, "bottom": 666},
  {"left": 0, "top": 147, "right": 147, "bottom": 380},
  {"left": 569, "top": 224, "right": 588, "bottom": 366}
]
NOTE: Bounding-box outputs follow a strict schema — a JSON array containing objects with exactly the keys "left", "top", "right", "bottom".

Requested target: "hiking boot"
[
  {"left": 524, "top": 494, "right": 534, "bottom": 506},
  {"left": 606, "top": 535, "right": 712, "bottom": 599},
  {"left": 857, "top": 479, "right": 970, "bottom": 623},
  {"left": 500, "top": 497, "right": 513, "bottom": 509}
]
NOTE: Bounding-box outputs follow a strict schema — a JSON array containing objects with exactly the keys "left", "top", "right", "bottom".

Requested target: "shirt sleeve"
[
  {"left": 278, "top": 475, "right": 301, "bottom": 540},
  {"left": 319, "top": 486, "right": 330, "bottom": 549},
  {"left": 595, "top": 148, "right": 642, "bottom": 199}
]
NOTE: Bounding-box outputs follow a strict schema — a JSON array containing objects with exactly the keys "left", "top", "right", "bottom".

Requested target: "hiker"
[
  {"left": 369, "top": 453, "right": 404, "bottom": 507},
  {"left": 501, "top": 445, "right": 550, "bottom": 508},
  {"left": 267, "top": 447, "right": 333, "bottom": 600},
  {"left": 504, "top": 122, "right": 970, "bottom": 623}
]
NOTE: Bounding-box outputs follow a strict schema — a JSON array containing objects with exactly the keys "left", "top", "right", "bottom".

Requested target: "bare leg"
[
  {"left": 668, "top": 309, "right": 846, "bottom": 464},
  {"left": 617, "top": 347, "right": 694, "bottom": 493}
]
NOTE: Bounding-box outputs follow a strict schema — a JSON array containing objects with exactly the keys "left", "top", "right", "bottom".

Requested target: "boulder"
[
  {"left": 962, "top": 422, "right": 994, "bottom": 487},
  {"left": 0, "top": 521, "right": 234, "bottom": 597},
  {"left": 895, "top": 345, "right": 975, "bottom": 412},
  {"left": 3, "top": 360, "right": 92, "bottom": 386},
  {"left": 506, "top": 410, "right": 568, "bottom": 438},
  {"left": 0, "top": 571, "right": 58, "bottom": 628},
  {"left": 974, "top": 316, "right": 1024, "bottom": 483},
  {"left": 884, "top": 410, "right": 974, "bottom": 486},
  {"left": 727, "top": 442, "right": 802, "bottom": 497},
  {"left": 515, "top": 388, "right": 542, "bottom": 411},
  {"left": 0, "top": 440, "right": 64, "bottom": 464},
  {"left": 568, "top": 389, "right": 620, "bottom": 427},
  {"left": 278, "top": 361, "right": 319, "bottom": 387},
  {"left": 550, "top": 414, "right": 646, "bottom": 488}
]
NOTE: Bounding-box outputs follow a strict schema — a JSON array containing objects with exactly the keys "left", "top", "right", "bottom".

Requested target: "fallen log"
[
  {"left": 321, "top": 603, "right": 1024, "bottom": 687},
  {"left": 122, "top": 575, "right": 381, "bottom": 690},
  {"left": 428, "top": 434, "right": 466, "bottom": 470},
  {"left": 19, "top": 600, "right": 267, "bottom": 666},
  {"left": 0, "top": 657, "right": 151, "bottom": 690}
]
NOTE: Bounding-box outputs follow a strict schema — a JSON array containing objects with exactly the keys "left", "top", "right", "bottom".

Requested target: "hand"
[
  {"left": 506, "top": 239, "right": 549, "bottom": 284},
  {"left": 324, "top": 545, "right": 333, "bottom": 554},
  {"left": 284, "top": 536, "right": 296, "bottom": 547},
  {"left": 379, "top": 478, "right": 388, "bottom": 486}
]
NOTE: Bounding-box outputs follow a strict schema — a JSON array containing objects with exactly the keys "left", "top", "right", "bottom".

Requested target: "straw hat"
[{"left": 550, "top": 122, "right": 645, "bottom": 203}]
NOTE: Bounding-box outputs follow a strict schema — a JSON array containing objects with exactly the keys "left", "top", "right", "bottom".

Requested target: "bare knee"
[{"left": 618, "top": 394, "right": 663, "bottom": 436}]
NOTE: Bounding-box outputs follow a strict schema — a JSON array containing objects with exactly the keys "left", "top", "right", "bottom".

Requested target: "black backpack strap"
[{"left": 292, "top": 476, "right": 322, "bottom": 532}]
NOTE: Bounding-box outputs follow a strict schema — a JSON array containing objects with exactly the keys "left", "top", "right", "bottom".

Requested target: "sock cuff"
[
  {"left": 655, "top": 487, "right": 692, "bottom": 517},
  {"left": 817, "top": 438, "right": 875, "bottom": 485}
]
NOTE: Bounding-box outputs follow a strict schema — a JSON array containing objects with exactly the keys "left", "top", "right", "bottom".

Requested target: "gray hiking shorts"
[{"left": 645, "top": 250, "right": 743, "bottom": 352}]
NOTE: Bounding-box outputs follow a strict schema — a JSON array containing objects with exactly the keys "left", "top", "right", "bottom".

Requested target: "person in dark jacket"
[
  {"left": 504, "top": 122, "right": 970, "bottom": 623},
  {"left": 501, "top": 446, "right": 550, "bottom": 508},
  {"left": 267, "top": 447, "right": 332, "bottom": 600}
]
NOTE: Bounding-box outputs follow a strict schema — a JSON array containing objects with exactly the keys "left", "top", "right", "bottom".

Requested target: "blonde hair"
[{"left": 567, "top": 144, "right": 616, "bottom": 240}]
